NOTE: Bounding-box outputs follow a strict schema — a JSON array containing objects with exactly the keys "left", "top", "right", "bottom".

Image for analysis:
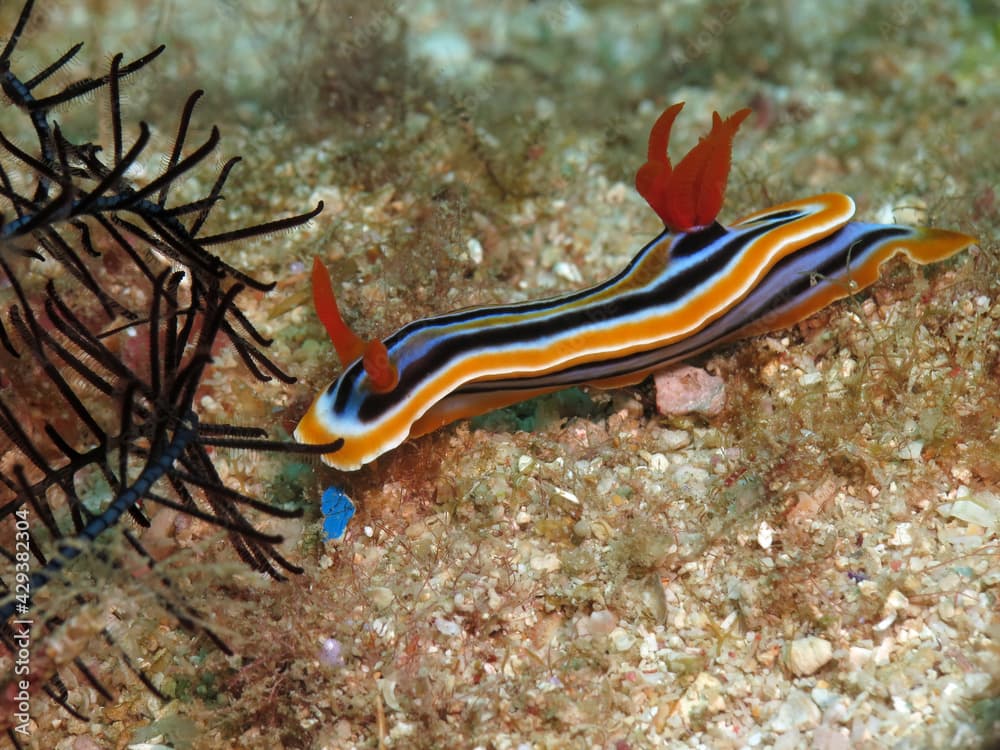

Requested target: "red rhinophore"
[
  {"left": 311, "top": 257, "right": 365, "bottom": 367},
  {"left": 361, "top": 338, "right": 399, "bottom": 393},
  {"left": 635, "top": 101, "right": 751, "bottom": 233},
  {"left": 311, "top": 258, "right": 398, "bottom": 393}
]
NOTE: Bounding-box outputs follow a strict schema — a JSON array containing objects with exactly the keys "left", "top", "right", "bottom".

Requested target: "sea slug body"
[{"left": 295, "top": 102, "right": 974, "bottom": 470}]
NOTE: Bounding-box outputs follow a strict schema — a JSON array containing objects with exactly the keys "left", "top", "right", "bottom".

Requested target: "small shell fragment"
[
  {"left": 466, "top": 237, "right": 484, "bottom": 264},
  {"left": 577, "top": 609, "right": 617, "bottom": 637},
  {"left": 530, "top": 552, "right": 562, "bottom": 572},
  {"left": 938, "top": 492, "right": 1000, "bottom": 530},
  {"left": 897, "top": 440, "right": 923, "bottom": 460},
  {"left": 654, "top": 364, "right": 726, "bottom": 416},
  {"left": 889, "top": 522, "right": 913, "bottom": 547},
  {"left": 757, "top": 521, "right": 774, "bottom": 550},
  {"left": 784, "top": 635, "right": 833, "bottom": 676},
  {"left": 434, "top": 617, "right": 462, "bottom": 637},
  {"left": 677, "top": 672, "right": 726, "bottom": 720},
  {"left": 368, "top": 586, "right": 395, "bottom": 610}
]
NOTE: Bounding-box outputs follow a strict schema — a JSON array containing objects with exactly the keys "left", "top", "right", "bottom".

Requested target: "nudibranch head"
[{"left": 635, "top": 101, "right": 751, "bottom": 233}]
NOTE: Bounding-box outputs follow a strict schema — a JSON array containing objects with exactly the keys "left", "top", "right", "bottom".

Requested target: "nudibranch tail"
[
  {"left": 635, "top": 101, "right": 751, "bottom": 232},
  {"left": 689, "top": 221, "right": 976, "bottom": 347}
]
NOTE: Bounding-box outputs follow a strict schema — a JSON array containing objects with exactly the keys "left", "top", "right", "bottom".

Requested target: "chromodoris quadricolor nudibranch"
[{"left": 295, "top": 102, "right": 975, "bottom": 470}]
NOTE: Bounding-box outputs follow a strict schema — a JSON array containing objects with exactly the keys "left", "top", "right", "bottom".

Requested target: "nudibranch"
[{"left": 296, "top": 102, "right": 974, "bottom": 470}]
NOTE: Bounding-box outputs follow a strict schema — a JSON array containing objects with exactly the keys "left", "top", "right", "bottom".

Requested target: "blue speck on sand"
[{"left": 321, "top": 487, "right": 355, "bottom": 542}]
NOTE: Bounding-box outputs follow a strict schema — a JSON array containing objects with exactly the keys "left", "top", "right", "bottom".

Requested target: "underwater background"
[{"left": 1, "top": 1, "right": 998, "bottom": 748}]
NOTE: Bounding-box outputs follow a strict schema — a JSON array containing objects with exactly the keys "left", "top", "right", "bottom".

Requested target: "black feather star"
[{"left": 0, "top": 1, "right": 340, "bottom": 742}]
